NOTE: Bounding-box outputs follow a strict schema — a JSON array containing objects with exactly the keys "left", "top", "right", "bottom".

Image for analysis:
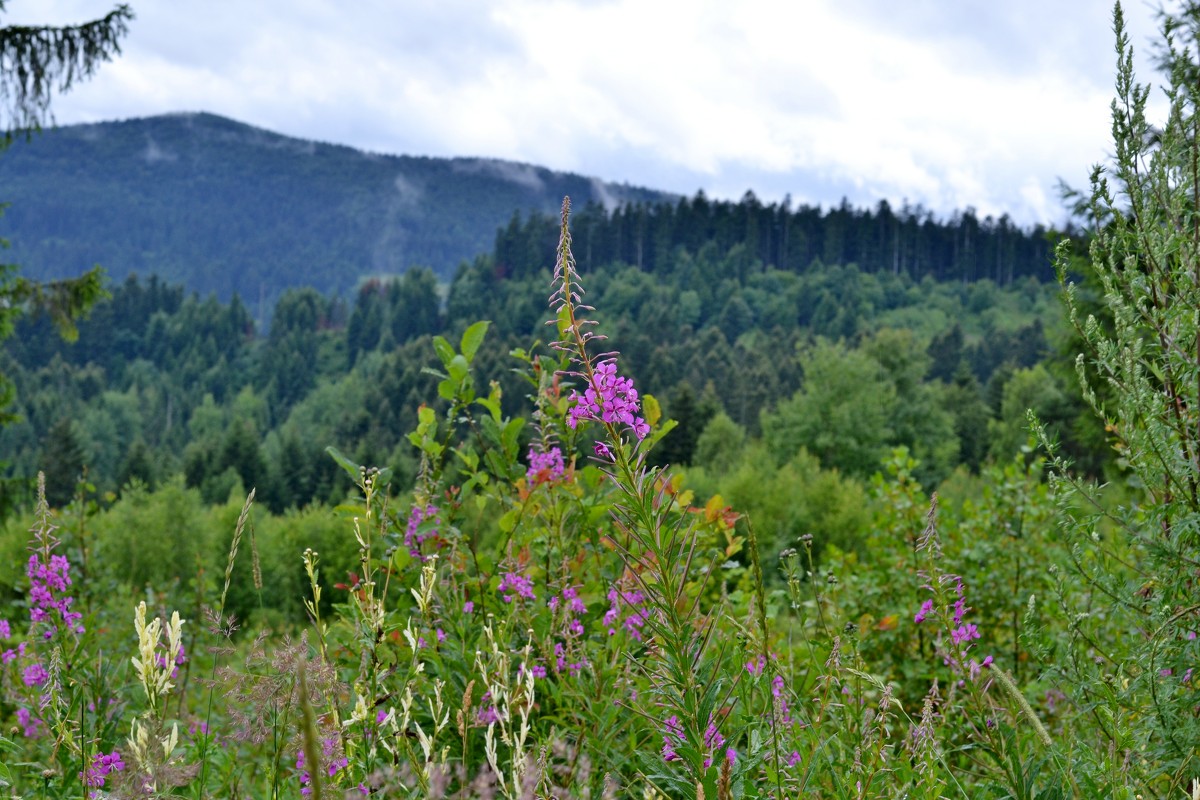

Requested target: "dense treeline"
[
  {"left": 1, "top": 113, "right": 1056, "bottom": 318},
  {"left": 496, "top": 192, "right": 1055, "bottom": 286},
  {"left": 2, "top": 190, "right": 1088, "bottom": 518}
]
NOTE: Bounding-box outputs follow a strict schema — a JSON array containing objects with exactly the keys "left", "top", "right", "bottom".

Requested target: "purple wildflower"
[
  {"left": 661, "top": 715, "right": 684, "bottom": 762},
  {"left": 404, "top": 504, "right": 440, "bottom": 560},
  {"left": 156, "top": 641, "right": 188, "bottom": 678},
  {"left": 21, "top": 662, "right": 48, "bottom": 687},
  {"left": 914, "top": 599, "right": 934, "bottom": 624},
  {"left": 25, "top": 553, "right": 83, "bottom": 635},
  {"left": 497, "top": 571, "right": 536, "bottom": 603},
  {"left": 969, "top": 654, "right": 993, "bottom": 680},
  {"left": 553, "top": 641, "right": 587, "bottom": 676},
  {"left": 297, "top": 737, "right": 346, "bottom": 796},
  {"left": 526, "top": 446, "right": 565, "bottom": 485},
  {"left": 561, "top": 585, "right": 586, "bottom": 614},
  {"left": 15, "top": 707, "right": 41, "bottom": 738},
  {"left": 604, "top": 584, "right": 649, "bottom": 640},
  {"left": 772, "top": 674, "right": 793, "bottom": 724},
  {"left": 567, "top": 358, "right": 651, "bottom": 441},
  {"left": 81, "top": 750, "right": 125, "bottom": 790},
  {"left": 703, "top": 717, "right": 725, "bottom": 766},
  {"left": 951, "top": 623, "right": 980, "bottom": 645}
]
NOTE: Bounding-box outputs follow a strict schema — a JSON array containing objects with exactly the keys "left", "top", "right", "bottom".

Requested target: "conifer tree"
[{"left": 0, "top": 2, "right": 133, "bottom": 425}]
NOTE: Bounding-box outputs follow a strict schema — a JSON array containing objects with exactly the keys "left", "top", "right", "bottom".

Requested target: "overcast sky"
[{"left": 14, "top": 1, "right": 1165, "bottom": 227}]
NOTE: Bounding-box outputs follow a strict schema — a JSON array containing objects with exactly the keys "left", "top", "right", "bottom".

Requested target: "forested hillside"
[
  {"left": 0, "top": 113, "right": 1056, "bottom": 321},
  {"left": 1, "top": 186, "right": 1084, "bottom": 526},
  {"left": 0, "top": 113, "right": 669, "bottom": 313}
]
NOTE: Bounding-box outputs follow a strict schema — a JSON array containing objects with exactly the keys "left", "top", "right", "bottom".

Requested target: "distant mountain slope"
[{"left": 0, "top": 112, "right": 671, "bottom": 307}]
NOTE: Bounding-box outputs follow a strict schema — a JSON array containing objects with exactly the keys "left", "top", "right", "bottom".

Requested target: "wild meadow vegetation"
[{"left": 2, "top": 3, "right": 1200, "bottom": 798}]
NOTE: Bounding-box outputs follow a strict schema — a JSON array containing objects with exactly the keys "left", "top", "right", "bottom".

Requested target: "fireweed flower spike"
[
  {"left": 549, "top": 197, "right": 649, "bottom": 458},
  {"left": 549, "top": 197, "right": 730, "bottom": 787}
]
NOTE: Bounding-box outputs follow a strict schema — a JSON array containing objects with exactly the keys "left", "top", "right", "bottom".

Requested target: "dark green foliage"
[
  {"left": 0, "top": 170, "right": 1082, "bottom": 511},
  {"left": 39, "top": 416, "right": 84, "bottom": 507},
  {"left": 926, "top": 322, "right": 964, "bottom": 382},
  {"left": 651, "top": 383, "right": 717, "bottom": 467},
  {"left": 945, "top": 363, "right": 992, "bottom": 472},
  {"left": 762, "top": 338, "right": 896, "bottom": 476},
  {"left": 0, "top": 114, "right": 669, "bottom": 311},
  {"left": 115, "top": 437, "right": 153, "bottom": 490},
  {"left": 260, "top": 288, "right": 328, "bottom": 416}
]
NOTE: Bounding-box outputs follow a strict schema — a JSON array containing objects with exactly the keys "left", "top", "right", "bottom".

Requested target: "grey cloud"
[
  {"left": 393, "top": 173, "right": 422, "bottom": 206},
  {"left": 142, "top": 136, "right": 176, "bottom": 163},
  {"left": 452, "top": 158, "right": 545, "bottom": 191}
]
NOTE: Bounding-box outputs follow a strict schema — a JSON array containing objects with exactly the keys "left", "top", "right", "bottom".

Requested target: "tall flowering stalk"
[
  {"left": 127, "top": 600, "right": 185, "bottom": 793},
  {"left": 550, "top": 197, "right": 736, "bottom": 796}
]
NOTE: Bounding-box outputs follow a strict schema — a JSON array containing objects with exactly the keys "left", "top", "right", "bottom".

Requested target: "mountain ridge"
[{"left": 0, "top": 112, "right": 673, "bottom": 311}]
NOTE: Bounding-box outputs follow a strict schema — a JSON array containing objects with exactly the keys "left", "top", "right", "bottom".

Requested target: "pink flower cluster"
[
  {"left": 702, "top": 719, "right": 725, "bottom": 768},
  {"left": 567, "top": 359, "right": 650, "bottom": 441},
  {"left": 661, "top": 715, "right": 684, "bottom": 762},
  {"left": 497, "top": 571, "right": 536, "bottom": 604},
  {"left": 81, "top": 750, "right": 125, "bottom": 791},
  {"left": 526, "top": 446, "right": 565, "bottom": 485},
  {"left": 660, "top": 715, "right": 728, "bottom": 768},
  {"left": 553, "top": 641, "right": 587, "bottom": 676},
  {"left": 26, "top": 553, "right": 83, "bottom": 636},
  {"left": 297, "top": 737, "right": 348, "bottom": 796},
  {"left": 604, "top": 584, "right": 650, "bottom": 641},
  {"left": 915, "top": 575, "right": 992, "bottom": 678},
  {"left": 549, "top": 585, "right": 587, "bottom": 637},
  {"left": 404, "top": 503, "right": 439, "bottom": 559},
  {"left": 16, "top": 707, "right": 41, "bottom": 738}
]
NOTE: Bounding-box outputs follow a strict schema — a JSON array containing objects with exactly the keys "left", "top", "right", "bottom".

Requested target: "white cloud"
[{"left": 10, "top": 0, "right": 1168, "bottom": 225}]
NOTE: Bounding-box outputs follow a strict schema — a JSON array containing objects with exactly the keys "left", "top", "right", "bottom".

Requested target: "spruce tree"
[{"left": 0, "top": 2, "right": 134, "bottom": 425}]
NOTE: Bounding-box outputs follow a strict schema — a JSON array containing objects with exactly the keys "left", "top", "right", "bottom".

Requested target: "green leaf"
[
  {"left": 460, "top": 320, "right": 490, "bottom": 362},
  {"left": 498, "top": 507, "right": 520, "bottom": 533},
  {"left": 447, "top": 354, "right": 469, "bottom": 384},
  {"left": 501, "top": 417, "right": 526, "bottom": 455},
  {"left": 481, "top": 415, "right": 503, "bottom": 447},
  {"left": 476, "top": 396, "right": 502, "bottom": 421},
  {"left": 643, "top": 393, "right": 662, "bottom": 427},
  {"left": 485, "top": 448, "right": 510, "bottom": 479},
  {"left": 432, "top": 335, "right": 455, "bottom": 368},
  {"left": 325, "top": 445, "right": 361, "bottom": 483},
  {"left": 392, "top": 546, "right": 413, "bottom": 573}
]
